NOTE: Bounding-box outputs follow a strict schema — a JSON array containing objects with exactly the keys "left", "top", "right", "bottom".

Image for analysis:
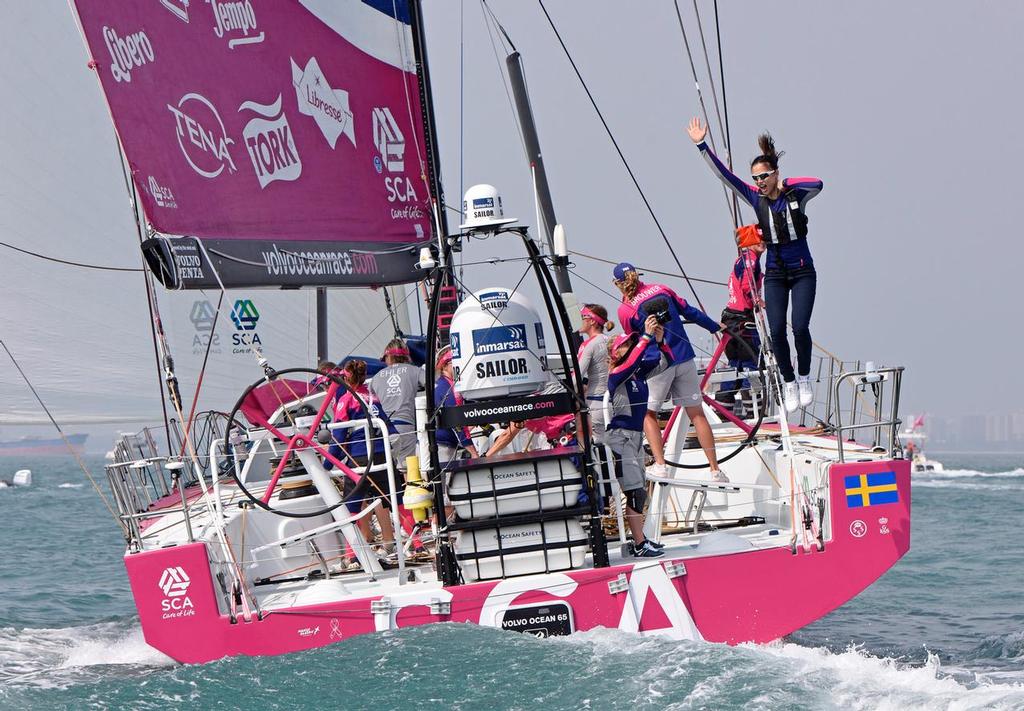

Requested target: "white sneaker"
[
  {"left": 710, "top": 469, "right": 730, "bottom": 483},
  {"left": 646, "top": 463, "right": 668, "bottom": 478},
  {"left": 783, "top": 382, "right": 799, "bottom": 412},
  {"left": 797, "top": 376, "right": 813, "bottom": 407}
]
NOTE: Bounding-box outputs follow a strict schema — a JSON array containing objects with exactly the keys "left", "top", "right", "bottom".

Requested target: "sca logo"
[
  {"left": 168, "top": 92, "right": 237, "bottom": 179},
  {"left": 372, "top": 107, "right": 405, "bottom": 173},
  {"left": 158, "top": 566, "right": 195, "bottom": 619},
  {"left": 230, "top": 299, "right": 262, "bottom": 352},
  {"left": 190, "top": 300, "right": 220, "bottom": 353}
]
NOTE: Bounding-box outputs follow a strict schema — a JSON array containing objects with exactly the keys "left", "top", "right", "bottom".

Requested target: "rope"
[
  {"left": 537, "top": 0, "right": 708, "bottom": 313},
  {"left": 569, "top": 249, "right": 726, "bottom": 287},
  {"left": 0, "top": 340, "right": 122, "bottom": 526},
  {"left": 0, "top": 239, "right": 143, "bottom": 272}
]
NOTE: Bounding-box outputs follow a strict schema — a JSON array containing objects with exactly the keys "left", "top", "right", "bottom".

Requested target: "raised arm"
[
  {"left": 667, "top": 285, "right": 721, "bottom": 334},
  {"left": 687, "top": 117, "right": 759, "bottom": 206}
]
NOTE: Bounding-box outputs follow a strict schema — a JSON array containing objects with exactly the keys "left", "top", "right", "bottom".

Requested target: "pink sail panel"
[{"left": 71, "top": 1, "right": 435, "bottom": 287}]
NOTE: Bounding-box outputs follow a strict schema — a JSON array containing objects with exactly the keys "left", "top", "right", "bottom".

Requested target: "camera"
[{"left": 646, "top": 298, "right": 672, "bottom": 325}]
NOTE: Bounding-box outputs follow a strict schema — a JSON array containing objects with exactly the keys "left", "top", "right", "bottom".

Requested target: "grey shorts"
[
  {"left": 604, "top": 428, "right": 645, "bottom": 491},
  {"left": 647, "top": 359, "right": 702, "bottom": 412},
  {"left": 587, "top": 400, "right": 607, "bottom": 443}
]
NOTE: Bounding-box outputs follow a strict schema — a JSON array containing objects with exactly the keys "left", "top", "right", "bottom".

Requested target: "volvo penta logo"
[
  {"left": 239, "top": 95, "right": 302, "bottom": 189},
  {"left": 190, "top": 300, "right": 216, "bottom": 332},
  {"left": 230, "top": 299, "right": 260, "bottom": 330},
  {"left": 158, "top": 566, "right": 191, "bottom": 597},
  {"left": 168, "top": 92, "right": 237, "bottom": 178},
  {"left": 372, "top": 107, "right": 405, "bottom": 172},
  {"left": 291, "top": 56, "right": 355, "bottom": 149}
]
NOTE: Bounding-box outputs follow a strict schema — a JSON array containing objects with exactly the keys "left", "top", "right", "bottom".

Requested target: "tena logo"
[
  {"left": 190, "top": 300, "right": 217, "bottom": 332},
  {"left": 372, "top": 107, "right": 405, "bottom": 172},
  {"left": 239, "top": 95, "right": 302, "bottom": 189},
  {"left": 158, "top": 566, "right": 196, "bottom": 619},
  {"left": 231, "top": 299, "right": 260, "bottom": 330},
  {"left": 102, "top": 25, "right": 154, "bottom": 83},
  {"left": 159, "top": 566, "right": 191, "bottom": 596},
  {"left": 160, "top": 0, "right": 190, "bottom": 23},
  {"left": 168, "top": 93, "right": 237, "bottom": 179},
  {"left": 290, "top": 56, "right": 355, "bottom": 149},
  {"left": 207, "top": 0, "right": 264, "bottom": 48}
]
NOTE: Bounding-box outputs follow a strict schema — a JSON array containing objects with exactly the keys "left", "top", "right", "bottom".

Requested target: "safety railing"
[{"left": 831, "top": 366, "right": 904, "bottom": 462}]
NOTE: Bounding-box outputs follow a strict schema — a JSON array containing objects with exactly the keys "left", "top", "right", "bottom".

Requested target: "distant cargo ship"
[{"left": 0, "top": 434, "right": 87, "bottom": 456}]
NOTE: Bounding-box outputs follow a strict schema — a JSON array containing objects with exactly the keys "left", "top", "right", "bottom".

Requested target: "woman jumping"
[{"left": 687, "top": 118, "right": 823, "bottom": 412}]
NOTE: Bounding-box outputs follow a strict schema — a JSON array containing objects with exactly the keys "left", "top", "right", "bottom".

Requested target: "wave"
[
  {"left": 57, "top": 483, "right": 83, "bottom": 489},
  {"left": 553, "top": 627, "right": 1024, "bottom": 710},
  {"left": 0, "top": 621, "right": 174, "bottom": 689},
  {"left": 923, "top": 468, "right": 1024, "bottom": 479},
  {"left": 912, "top": 479, "right": 1021, "bottom": 492}
]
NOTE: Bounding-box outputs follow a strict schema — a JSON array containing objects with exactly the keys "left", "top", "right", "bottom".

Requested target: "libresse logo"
[
  {"left": 472, "top": 324, "right": 528, "bottom": 355},
  {"left": 239, "top": 95, "right": 302, "bottom": 189},
  {"left": 168, "top": 93, "right": 237, "bottom": 178},
  {"left": 230, "top": 299, "right": 259, "bottom": 330},
  {"left": 291, "top": 56, "right": 355, "bottom": 149},
  {"left": 158, "top": 566, "right": 195, "bottom": 619},
  {"left": 103, "top": 25, "right": 155, "bottom": 83},
  {"left": 208, "top": 0, "right": 264, "bottom": 48},
  {"left": 372, "top": 107, "right": 405, "bottom": 172}
]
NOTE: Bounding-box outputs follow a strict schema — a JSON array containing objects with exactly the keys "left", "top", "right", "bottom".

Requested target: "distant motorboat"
[{"left": 900, "top": 415, "right": 944, "bottom": 473}]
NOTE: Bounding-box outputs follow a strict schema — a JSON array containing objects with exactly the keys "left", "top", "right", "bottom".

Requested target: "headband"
[
  {"left": 384, "top": 347, "right": 410, "bottom": 357},
  {"left": 580, "top": 306, "right": 606, "bottom": 326},
  {"left": 436, "top": 348, "right": 454, "bottom": 368}
]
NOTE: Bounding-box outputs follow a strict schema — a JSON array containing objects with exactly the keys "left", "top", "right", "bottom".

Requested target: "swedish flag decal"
[{"left": 844, "top": 471, "right": 899, "bottom": 508}]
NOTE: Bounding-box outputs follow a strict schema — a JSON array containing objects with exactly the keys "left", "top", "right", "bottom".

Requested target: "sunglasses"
[{"left": 751, "top": 170, "right": 776, "bottom": 182}]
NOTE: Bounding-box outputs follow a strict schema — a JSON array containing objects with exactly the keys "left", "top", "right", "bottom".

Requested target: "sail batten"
[{"left": 72, "top": 0, "right": 434, "bottom": 289}]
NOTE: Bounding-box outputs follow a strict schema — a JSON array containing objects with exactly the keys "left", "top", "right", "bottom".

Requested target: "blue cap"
[{"left": 613, "top": 262, "right": 637, "bottom": 281}]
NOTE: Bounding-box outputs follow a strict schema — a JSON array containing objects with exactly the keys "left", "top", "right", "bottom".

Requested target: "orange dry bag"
[{"left": 735, "top": 224, "right": 763, "bottom": 249}]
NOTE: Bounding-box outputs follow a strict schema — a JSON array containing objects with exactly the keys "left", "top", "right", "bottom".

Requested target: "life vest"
[{"left": 755, "top": 189, "right": 808, "bottom": 245}]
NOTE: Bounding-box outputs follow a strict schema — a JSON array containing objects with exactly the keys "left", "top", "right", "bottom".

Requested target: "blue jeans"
[{"left": 764, "top": 265, "right": 817, "bottom": 382}]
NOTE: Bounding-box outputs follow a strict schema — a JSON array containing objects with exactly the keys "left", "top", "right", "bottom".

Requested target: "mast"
[{"left": 506, "top": 51, "right": 572, "bottom": 295}]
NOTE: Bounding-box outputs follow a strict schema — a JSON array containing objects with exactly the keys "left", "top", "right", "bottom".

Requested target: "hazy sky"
[{"left": 1, "top": 1, "right": 1021, "bottom": 447}]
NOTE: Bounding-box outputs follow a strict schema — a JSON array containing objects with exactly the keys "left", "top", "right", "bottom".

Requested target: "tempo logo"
[
  {"left": 372, "top": 107, "right": 405, "bottom": 172},
  {"left": 158, "top": 566, "right": 191, "bottom": 597},
  {"left": 239, "top": 95, "right": 302, "bottom": 189},
  {"left": 231, "top": 299, "right": 260, "bottom": 331},
  {"left": 208, "top": 0, "right": 264, "bottom": 48}
]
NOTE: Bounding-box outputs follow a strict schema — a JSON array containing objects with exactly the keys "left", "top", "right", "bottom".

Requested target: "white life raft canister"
[{"left": 450, "top": 288, "right": 548, "bottom": 401}]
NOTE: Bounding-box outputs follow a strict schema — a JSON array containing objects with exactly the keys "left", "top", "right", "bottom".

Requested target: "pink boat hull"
[{"left": 126, "top": 460, "right": 910, "bottom": 664}]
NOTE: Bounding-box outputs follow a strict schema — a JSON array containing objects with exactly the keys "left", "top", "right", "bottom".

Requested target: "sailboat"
[{"left": 68, "top": 0, "right": 911, "bottom": 664}]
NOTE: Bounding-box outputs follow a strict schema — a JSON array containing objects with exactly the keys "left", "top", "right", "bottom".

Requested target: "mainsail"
[{"left": 71, "top": 0, "right": 437, "bottom": 289}]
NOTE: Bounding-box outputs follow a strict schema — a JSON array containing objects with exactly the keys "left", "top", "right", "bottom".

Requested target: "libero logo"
[
  {"left": 207, "top": 0, "right": 264, "bottom": 48},
  {"left": 239, "top": 95, "right": 302, "bottom": 189},
  {"left": 291, "top": 56, "right": 355, "bottom": 149},
  {"left": 472, "top": 324, "right": 528, "bottom": 355},
  {"left": 158, "top": 566, "right": 195, "bottom": 619},
  {"left": 102, "top": 25, "right": 154, "bottom": 83},
  {"left": 168, "top": 93, "right": 237, "bottom": 179}
]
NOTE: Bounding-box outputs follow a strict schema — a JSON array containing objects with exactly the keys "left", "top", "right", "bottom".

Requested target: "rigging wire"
[
  {"left": 536, "top": 0, "right": 708, "bottom": 314},
  {"left": 480, "top": 0, "right": 527, "bottom": 158},
  {"left": 712, "top": 0, "right": 740, "bottom": 222},
  {"left": 0, "top": 340, "right": 122, "bottom": 526},
  {"left": 0, "top": 239, "right": 143, "bottom": 272},
  {"left": 569, "top": 249, "right": 726, "bottom": 287},
  {"left": 672, "top": 0, "right": 735, "bottom": 227}
]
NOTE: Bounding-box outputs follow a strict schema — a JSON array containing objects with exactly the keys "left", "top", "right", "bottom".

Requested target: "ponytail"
[
  {"left": 582, "top": 303, "right": 615, "bottom": 333},
  {"left": 618, "top": 271, "right": 641, "bottom": 300},
  {"left": 750, "top": 131, "right": 784, "bottom": 170},
  {"left": 603, "top": 320, "right": 615, "bottom": 333}
]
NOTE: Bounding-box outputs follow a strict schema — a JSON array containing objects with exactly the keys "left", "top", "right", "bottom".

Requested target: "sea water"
[{"left": 0, "top": 453, "right": 1021, "bottom": 710}]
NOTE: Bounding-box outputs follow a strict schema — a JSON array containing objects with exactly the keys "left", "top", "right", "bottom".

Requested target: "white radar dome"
[
  {"left": 459, "top": 184, "right": 517, "bottom": 230},
  {"left": 450, "top": 288, "right": 548, "bottom": 401}
]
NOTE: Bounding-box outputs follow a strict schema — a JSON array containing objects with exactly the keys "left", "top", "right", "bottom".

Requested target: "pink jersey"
[{"left": 725, "top": 250, "right": 763, "bottom": 312}]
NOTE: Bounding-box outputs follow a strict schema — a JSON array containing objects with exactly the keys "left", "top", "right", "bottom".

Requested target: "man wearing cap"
[{"left": 613, "top": 262, "right": 728, "bottom": 481}]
